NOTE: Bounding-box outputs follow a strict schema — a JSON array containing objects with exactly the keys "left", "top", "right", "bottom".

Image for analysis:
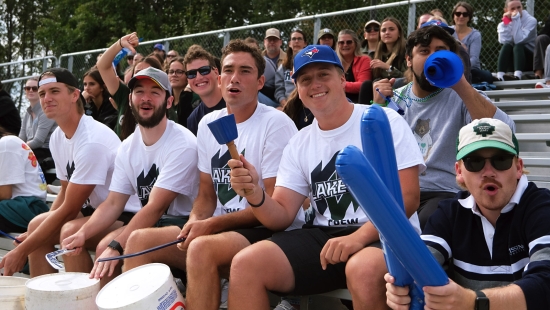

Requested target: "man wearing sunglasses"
[
  {"left": 374, "top": 25, "right": 515, "bottom": 230},
  {"left": 386, "top": 118, "right": 550, "bottom": 310},
  {"left": 183, "top": 47, "right": 226, "bottom": 136},
  {"left": 19, "top": 77, "right": 57, "bottom": 173},
  {"left": 0, "top": 80, "right": 21, "bottom": 135}
]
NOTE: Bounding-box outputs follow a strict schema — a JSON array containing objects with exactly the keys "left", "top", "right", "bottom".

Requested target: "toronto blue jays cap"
[
  {"left": 292, "top": 45, "right": 344, "bottom": 81},
  {"left": 421, "top": 20, "right": 455, "bottom": 35}
]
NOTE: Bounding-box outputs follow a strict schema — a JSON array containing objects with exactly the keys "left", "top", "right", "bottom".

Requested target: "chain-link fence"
[
  {"left": 0, "top": 57, "right": 57, "bottom": 118},
  {"left": 3, "top": 0, "right": 550, "bottom": 115}
]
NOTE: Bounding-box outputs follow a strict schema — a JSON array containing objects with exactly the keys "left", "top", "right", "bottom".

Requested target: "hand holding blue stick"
[{"left": 375, "top": 88, "right": 404, "bottom": 115}]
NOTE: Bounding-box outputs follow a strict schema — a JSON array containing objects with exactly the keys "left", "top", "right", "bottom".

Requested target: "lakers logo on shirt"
[
  {"left": 310, "top": 152, "right": 359, "bottom": 223},
  {"left": 211, "top": 148, "right": 245, "bottom": 206},
  {"left": 137, "top": 164, "right": 159, "bottom": 207}
]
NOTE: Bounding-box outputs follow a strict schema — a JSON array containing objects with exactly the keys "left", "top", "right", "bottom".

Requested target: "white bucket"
[
  {"left": 96, "top": 263, "right": 185, "bottom": 310},
  {"left": 0, "top": 276, "right": 28, "bottom": 310},
  {"left": 25, "top": 272, "right": 100, "bottom": 309}
]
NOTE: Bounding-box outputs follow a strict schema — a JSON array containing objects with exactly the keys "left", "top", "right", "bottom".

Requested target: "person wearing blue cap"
[
  {"left": 386, "top": 118, "right": 550, "bottom": 310},
  {"left": 227, "top": 45, "right": 425, "bottom": 309},
  {"left": 373, "top": 25, "right": 515, "bottom": 230},
  {"left": 153, "top": 43, "right": 166, "bottom": 62}
]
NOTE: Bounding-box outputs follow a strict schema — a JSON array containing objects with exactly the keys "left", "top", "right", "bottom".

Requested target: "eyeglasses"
[
  {"left": 168, "top": 69, "right": 185, "bottom": 76},
  {"left": 338, "top": 40, "right": 354, "bottom": 46},
  {"left": 24, "top": 86, "right": 38, "bottom": 92},
  {"left": 185, "top": 66, "right": 212, "bottom": 79},
  {"left": 167, "top": 54, "right": 177, "bottom": 58},
  {"left": 290, "top": 37, "right": 304, "bottom": 41},
  {"left": 127, "top": 55, "right": 134, "bottom": 61},
  {"left": 462, "top": 154, "right": 515, "bottom": 172},
  {"left": 365, "top": 26, "right": 380, "bottom": 33},
  {"left": 454, "top": 12, "right": 470, "bottom": 18}
]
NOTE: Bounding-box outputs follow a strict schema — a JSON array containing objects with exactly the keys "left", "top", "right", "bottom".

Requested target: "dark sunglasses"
[
  {"left": 167, "top": 54, "right": 177, "bottom": 58},
  {"left": 454, "top": 12, "right": 470, "bottom": 18},
  {"left": 338, "top": 40, "right": 354, "bottom": 46},
  {"left": 24, "top": 86, "right": 38, "bottom": 92},
  {"left": 365, "top": 26, "right": 380, "bottom": 33},
  {"left": 127, "top": 55, "right": 134, "bottom": 60},
  {"left": 462, "top": 154, "right": 515, "bottom": 172},
  {"left": 185, "top": 66, "right": 212, "bottom": 79}
]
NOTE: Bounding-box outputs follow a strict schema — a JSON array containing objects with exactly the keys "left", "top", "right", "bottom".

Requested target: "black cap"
[{"left": 38, "top": 67, "right": 79, "bottom": 89}]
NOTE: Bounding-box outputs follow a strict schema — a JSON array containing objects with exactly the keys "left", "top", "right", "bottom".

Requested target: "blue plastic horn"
[
  {"left": 360, "top": 105, "right": 423, "bottom": 309},
  {"left": 424, "top": 50, "right": 464, "bottom": 88},
  {"left": 335, "top": 146, "right": 448, "bottom": 289},
  {"left": 207, "top": 114, "right": 252, "bottom": 195}
]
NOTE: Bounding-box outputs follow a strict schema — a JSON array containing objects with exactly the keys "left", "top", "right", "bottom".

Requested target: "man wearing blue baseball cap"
[
  {"left": 386, "top": 118, "right": 550, "bottom": 310},
  {"left": 153, "top": 43, "right": 166, "bottom": 62},
  {"left": 227, "top": 45, "right": 426, "bottom": 309}
]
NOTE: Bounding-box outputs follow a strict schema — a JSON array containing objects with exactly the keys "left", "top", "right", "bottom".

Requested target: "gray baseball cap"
[{"left": 128, "top": 67, "right": 171, "bottom": 94}]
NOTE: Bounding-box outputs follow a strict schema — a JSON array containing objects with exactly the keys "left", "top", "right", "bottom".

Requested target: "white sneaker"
[
  {"left": 273, "top": 299, "right": 297, "bottom": 310},
  {"left": 535, "top": 82, "right": 550, "bottom": 88}
]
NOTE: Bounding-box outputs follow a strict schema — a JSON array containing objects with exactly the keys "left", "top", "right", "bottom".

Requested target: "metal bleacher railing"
[{"left": 3, "top": 0, "right": 548, "bottom": 116}]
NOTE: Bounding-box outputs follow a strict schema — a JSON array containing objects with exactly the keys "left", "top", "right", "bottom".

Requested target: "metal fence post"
[
  {"left": 224, "top": 32, "right": 231, "bottom": 47},
  {"left": 164, "top": 41, "right": 170, "bottom": 52},
  {"left": 526, "top": 0, "right": 534, "bottom": 16},
  {"left": 68, "top": 56, "right": 74, "bottom": 72},
  {"left": 408, "top": 2, "right": 416, "bottom": 36},
  {"left": 313, "top": 18, "right": 322, "bottom": 44}
]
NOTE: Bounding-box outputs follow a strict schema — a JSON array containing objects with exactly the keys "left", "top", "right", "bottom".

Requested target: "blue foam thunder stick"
[
  {"left": 335, "top": 146, "right": 448, "bottom": 287},
  {"left": 207, "top": 114, "right": 252, "bottom": 195},
  {"left": 360, "top": 105, "right": 422, "bottom": 309}
]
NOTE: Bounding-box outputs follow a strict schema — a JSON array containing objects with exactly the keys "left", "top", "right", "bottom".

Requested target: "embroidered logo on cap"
[
  {"left": 303, "top": 47, "right": 320, "bottom": 58},
  {"left": 473, "top": 122, "right": 496, "bottom": 137}
]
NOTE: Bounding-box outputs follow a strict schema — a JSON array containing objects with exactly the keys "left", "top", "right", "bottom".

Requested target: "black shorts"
[
  {"left": 270, "top": 225, "right": 382, "bottom": 296},
  {"left": 80, "top": 206, "right": 135, "bottom": 225},
  {"left": 0, "top": 214, "right": 26, "bottom": 233},
  {"left": 233, "top": 226, "right": 275, "bottom": 244}
]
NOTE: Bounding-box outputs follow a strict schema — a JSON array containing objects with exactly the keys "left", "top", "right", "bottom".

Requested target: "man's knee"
[
  {"left": 186, "top": 235, "right": 218, "bottom": 268},
  {"left": 60, "top": 219, "right": 82, "bottom": 240},
  {"left": 28, "top": 212, "right": 48, "bottom": 233},
  {"left": 345, "top": 248, "right": 385, "bottom": 284}
]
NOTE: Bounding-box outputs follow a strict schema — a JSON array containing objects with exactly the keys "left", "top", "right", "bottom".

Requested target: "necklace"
[
  {"left": 302, "top": 105, "right": 312, "bottom": 122},
  {"left": 394, "top": 82, "right": 443, "bottom": 107}
]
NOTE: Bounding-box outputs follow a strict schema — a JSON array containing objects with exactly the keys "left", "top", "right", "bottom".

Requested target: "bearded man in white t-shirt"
[
  {"left": 228, "top": 45, "right": 426, "bottom": 309},
  {"left": 120, "top": 40, "right": 299, "bottom": 309},
  {"left": 0, "top": 68, "right": 141, "bottom": 277},
  {"left": 61, "top": 67, "right": 199, "bottom": 286}
]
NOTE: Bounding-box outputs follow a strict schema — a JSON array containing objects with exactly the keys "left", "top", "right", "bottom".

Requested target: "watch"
[
  {"left": 386, "top": 65, "right": 393, "bottom": 72},
  {"left": 475, "top": 290, "right": 489, "bottom": 310},
  {"left": 107, "top": 240, "right": 123, "bottom": 255}
]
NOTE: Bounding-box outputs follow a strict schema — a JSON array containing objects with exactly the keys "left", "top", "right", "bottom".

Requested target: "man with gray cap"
[
  {"left": 262, "top": 28, "right": 286, "bottom": 67},
  {"left": 0, "top": 67, "right": 141, "bottom": 277},
  {"left": 386, "top": 118, "right": 550, "bottom": 310},
  {"left": 60, "top": 67, "right": 198, "bottom": 286}
]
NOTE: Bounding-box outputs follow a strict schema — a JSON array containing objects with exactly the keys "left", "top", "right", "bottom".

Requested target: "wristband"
[
  {"left": 119, "top": 38, "right": 123, "bottom": 49},
  {"left": 370, "top": 100, "right": 387, "bottom": 107},
  {"left": 248, "top": 190, "right": 265, "bottom": 208},
  {"left": 108, "top": 240, "right": 124, "bottom": 255},
  {"left": 475, "top": 290, "right": 489, "bottom": 310}
]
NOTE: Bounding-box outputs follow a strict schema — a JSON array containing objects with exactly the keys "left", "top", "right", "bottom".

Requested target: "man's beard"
[
  {"left": 412, "top": 65, "right": 440, "bottom": 93},
  {"left": 130, "top": 99, "right": 167, "bottom": 128}
]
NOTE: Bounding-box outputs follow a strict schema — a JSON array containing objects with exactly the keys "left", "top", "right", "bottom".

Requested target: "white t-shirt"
[
  {"left": 50, "top": 115, "right": 139, "bottom": 212},
  {"left": 276, "top": 105, "right": 425, "bottom": 233},
  {"left": 110, "top": 120, "right": 199, "bottom": 216},
  {"left": 0, "top": 136, "right": 47, "bottom": 200},
  {"left": 198, "top": 104, "right": 298, "bottom": 217}
]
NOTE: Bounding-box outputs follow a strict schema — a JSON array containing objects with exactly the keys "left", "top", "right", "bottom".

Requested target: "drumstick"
[
  {"left": 0, "top": 230, "right": 21, "bottom": 243},
  {"left": 97, "top": 238, "right": 184, "bottom": 262}
]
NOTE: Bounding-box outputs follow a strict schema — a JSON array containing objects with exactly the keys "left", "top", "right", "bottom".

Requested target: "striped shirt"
[{"left": 422, "top": 175, "right": 550, "bottom": 310}]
